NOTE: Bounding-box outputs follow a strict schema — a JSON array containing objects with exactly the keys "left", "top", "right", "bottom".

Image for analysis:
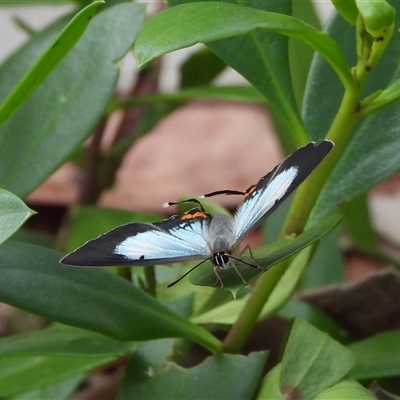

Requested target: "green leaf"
[
  {"left": 348, "top": 330, "right": 400, "bottom": 379},
  {"left": 192, "top": 244, "right": 343, "bottom": 327},
  {"left": 304, "top": 2, "right": 400, "bottom": 222},
  {"left": 0, "top": 3, "right": 145, "bottom": 198},
  {"left": 0, "top": 325, "right": 135, "bottom": 357},
  {"left": 180, "top": 47, "right": 227, "bottom": 88},
  {"left": 189, "top": 213, "right": 342, "bottom": 295},
  {"left": 118, "top": 350, "right": 267, "bottom": 400},
  {"left": 257, "top": 364, "right": 285, "bottom": 400},
  {"left": 0, "top": 355, "right": 113, "bottom": 398},
  {"left": 332, "top": 0, "right": 358, "bottom": 26},
  {"left": 257, "top": 246, "right": 313, "bottom": 315},
  {"left": 298, "top": 228, "right": 344, "bottom": 289},
  {"left": 11, "top": 374, "right": 85, "bottom": 400},
  {"left": 341, "top": 193, "right": 378, "bottom": 250},
  {"left": 289, "top": 0, "right": 321, "bottom": 109},
  {"left": 280, "top": 318, "right": 354, "bottom": 400},
  {"left": 360, "top": 75, "right": 400, "bottom": 116},
  {"left": 0, "top": 1, "right": 102, "bottom": 125},
  {"left": 0, "top": 189, "right": 35, "bottom": 244},
  {"left": 314, "top": 380, "right": 376, "bottom": 400},
  {"left": 136, "top": 0, "right": 353, "bottom": 146},
  {"left": 0, "top": 326, "right": 130, "bottom": 397},
  {"left": 196, "top": 0, "right": 307, "bottom": 148},
  {"left": 280, "top": 299, "right": 345, "bottom": 343},
  {"left": 0, "top": 241, "right": 222, "bottom": 353},
  {"left": 12, "top": 230, "right": 54, "bottom": 248},
  {"left": 134, "top": 2, "right": 352, "bottom": 89}
]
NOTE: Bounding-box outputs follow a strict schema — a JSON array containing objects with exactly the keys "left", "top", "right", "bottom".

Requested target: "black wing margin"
[{"left": 233, "top": 140, "right": 334, "bottom": 242}]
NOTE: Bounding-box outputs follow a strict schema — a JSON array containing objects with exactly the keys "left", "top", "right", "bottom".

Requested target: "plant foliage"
[{"left": 0, "top": 0, "right": 399, "bottom": 398}]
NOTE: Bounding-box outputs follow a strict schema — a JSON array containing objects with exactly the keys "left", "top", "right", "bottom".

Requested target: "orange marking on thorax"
[{"left": 181, "top": 211, "right": 207, "bottom": 220}]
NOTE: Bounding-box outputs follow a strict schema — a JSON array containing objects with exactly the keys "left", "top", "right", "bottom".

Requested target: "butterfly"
[{"left": 60, "top": 140, "right": 334, "bottom": 288}]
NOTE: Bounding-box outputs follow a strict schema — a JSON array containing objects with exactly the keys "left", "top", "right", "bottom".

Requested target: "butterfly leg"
[
  {"left": 213, "top": 266, "right": 225, "bottom": 289},
  {"left": 231, "top": 263, "right": 248, "bottom": 285},
  {"left": 214, "top": 263, "right": 248, "bottom": 289},
  {"left": 239, "top": 245, "right": 263, "bottom": 270}
]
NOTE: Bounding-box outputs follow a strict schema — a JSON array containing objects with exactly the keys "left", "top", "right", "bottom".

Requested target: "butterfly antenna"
[
  {"left": 167, "top": 258, "right": 210, "bottom": 288},
  {"left": 163, "top": 198, "right": 206, "bottom": 212},
  {"left": 200, "top": 189, "right": 246, "bottom": 198}
]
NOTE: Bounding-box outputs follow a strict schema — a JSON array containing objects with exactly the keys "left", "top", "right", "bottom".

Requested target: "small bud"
[{"left": 356, "top": 0, "right": 396, "bottom": 37}]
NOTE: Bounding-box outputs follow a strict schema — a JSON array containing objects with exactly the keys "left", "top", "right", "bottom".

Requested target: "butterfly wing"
[
  {"left": 233, "top": 140, "right": 334, "bottom": 243},
  {"left": 60, "top": 209, "right": 212, "bottom": 267}
]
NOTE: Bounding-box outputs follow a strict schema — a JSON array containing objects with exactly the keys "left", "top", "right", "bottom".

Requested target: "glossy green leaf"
[
  {"left": 280, "top": 299, "right": 344, "bottom": 343},
  {"left": 0, "top": 1, "right": 102, "bottom": 125},
  {"left": 257, "top": 364, "right": 285, "bottom": 400},
  {"left": 298, "top": 228, "right": 344, "bottom": 289},
  {"left": 332, "top": 0, "right": 358, "bottom": 25},
  {"left": 0, "top": 16, "right": 69, "bottom": 104},
  {"left": 289, "top": 0, "right": 321, "bottom": 109},
  {"left": 180, "top": 47, "right": 227, "bottom": 88},
  {"left": 0, "top": 326, "right": 127, "bottom": 397},
  {"left": 314, "top": 380, "right": 376, "bottom": 400},
  {"left": 0, "top": 189, "right": 35, "bottom": 244},
  {"left": 118, "top": 350, "right": 267, "bottom": 400},
  {"left": 136, "top": 0, "right": 353, "bottom": 146},
  {"left": 360, "top": 75, "right": 400, "bottom": 116},
  {"left": 192, "top": 242, "right": 342, "bottom": 326},
  {"left": 12, "top": 230, "right": 54, "bottom": 248},
  {"left": 192, "top": 252, "right": 341, "bottom": 329},
  {"left": 0, "top": 3, "right": 145, "bottom": 198},
  {"left": 280, "top": 318, "right": 354, "bottom": 400},
  {"left": 348, "top": 330, "right": 400, "bottom": 379},
  {"left": 0, "top": 325, "right": 135, "bottom": 357},
  {"left": 0, "top": 355, "right": 113, "bottom": 398},
  {"left": 189, "top": 213, "right": 342, "bottom": 295},
  {"left": 0, "top": 241, "right": 222, "bottom": 353},
  {"left": 304, "top": 2, "right": 400, "bottom": 222},
  {"left": 11, "top": 374, "right": 85, "bottom": 400},
  {"left": 341, "top": 193, "right": 378, "bottom": 250},
  {"left": 198, "top": 0, "right": 308, "bottom": 147},
  {"left": 135, "top": 3, "right": 352, "bottom": 87},
  {"left": 257, "top": 247, "right": 312, "bottom": 315}
]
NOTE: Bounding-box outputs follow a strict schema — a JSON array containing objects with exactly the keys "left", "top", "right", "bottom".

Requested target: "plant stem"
[
  {"left": 282, "top": 88, "right": 361, "bottom": 234},
  {"left": 223, "top": 79, "right": 366, "bottom": 354}
]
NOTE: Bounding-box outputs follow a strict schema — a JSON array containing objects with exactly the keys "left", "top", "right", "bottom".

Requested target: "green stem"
[
  {"left": 283, "top": 88, "right": 361, "bottom": 234},
  {"left": 223, "top": 72, "right": 368, "bottom": 354},
  {"left": 222, "top": 259, "right": 288, "bottom": 353}
]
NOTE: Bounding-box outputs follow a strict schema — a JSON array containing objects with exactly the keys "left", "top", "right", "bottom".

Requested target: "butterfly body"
[{"left": 61, "top": 140, "right": 334, "bottom": 288}]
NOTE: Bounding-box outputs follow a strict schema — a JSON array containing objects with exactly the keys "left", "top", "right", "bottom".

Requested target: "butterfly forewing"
[
  {"left": 61, "top": 209, "right": 212, "bottom": 267},
  {"left": 233, "top": 140, "right": 333, "bottom": 242}
]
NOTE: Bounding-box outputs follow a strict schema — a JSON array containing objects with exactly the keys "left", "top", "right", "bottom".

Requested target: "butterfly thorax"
[{"left": 208, "top": 214, "right": 236, "bottom": 269}]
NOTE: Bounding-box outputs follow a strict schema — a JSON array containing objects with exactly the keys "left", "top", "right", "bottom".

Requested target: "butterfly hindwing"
[
  {"left": 233, "top": 140, "right": 333, "bottom": 242},
  {"left": 60, "top": 208, "right": 212, "bottom": 267}
]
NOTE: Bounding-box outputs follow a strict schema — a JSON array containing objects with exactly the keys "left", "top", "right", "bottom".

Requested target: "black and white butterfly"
[{"left": 61, "top": 140, "right": 334, "bottom": 288}]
